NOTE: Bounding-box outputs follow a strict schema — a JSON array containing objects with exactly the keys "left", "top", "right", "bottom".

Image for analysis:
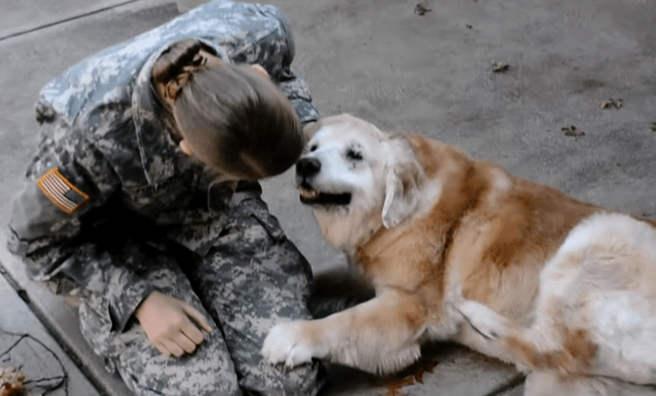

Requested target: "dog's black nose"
[{"left": 296, "top": 157, "right": 321, "bottom": 178}]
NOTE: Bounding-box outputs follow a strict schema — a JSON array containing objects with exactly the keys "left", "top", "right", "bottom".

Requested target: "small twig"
[
  {"left": 0, "top": 329, "right": 69, "bottom": 396},
  {"left": 0, "top": 336, "right": 29, "bottom": 359}
]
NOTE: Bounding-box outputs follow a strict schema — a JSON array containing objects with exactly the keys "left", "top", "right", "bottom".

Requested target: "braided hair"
[{"left": 151, "top": 38, "right": 305, "bottom": 181}]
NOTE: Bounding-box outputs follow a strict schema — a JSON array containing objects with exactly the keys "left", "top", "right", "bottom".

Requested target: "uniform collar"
[{"left": 131, "top": 39, "right": 232, "bottom": 185}]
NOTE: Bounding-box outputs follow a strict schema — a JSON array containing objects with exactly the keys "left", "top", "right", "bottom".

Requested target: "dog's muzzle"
[
  {"left": 296, "top": 157, "right": 321, "bottom": 180},
  {"left": 295, "top": 157, "right": 351, "bottom": 206}
]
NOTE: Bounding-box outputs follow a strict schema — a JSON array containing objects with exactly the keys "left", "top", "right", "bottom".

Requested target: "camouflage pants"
[{"left": 78, "top": 197, "right": 324, "bottom": 396}]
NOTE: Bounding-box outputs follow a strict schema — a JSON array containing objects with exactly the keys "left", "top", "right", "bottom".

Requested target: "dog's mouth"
[{"left": 299, "top": 186, "right": 351, "bottom": 206}]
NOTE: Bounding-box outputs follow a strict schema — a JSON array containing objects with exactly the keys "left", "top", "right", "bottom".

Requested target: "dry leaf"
[
  {"left": 491, "top": 60, "right": 510, "bottom": 73},
  {"left": 600, "top": 98, "right": 623, "bottom": 109},
  {"left": 650, "top": 122, "right": 656, "bottom": 132},
  {"left": 374, "top": 360, "right": 439, "bottom": 396},
  {"left": 562, "top": 125, "right": 585, "bottom": 137},
  {"left": 414, "top": 3, "right": 432, "bottom": 16},
  {"left": 412, "top": 362, "right": 438, "bottom": 383},
  {"left": 0, "top": 367, "right": 25, "bottom": 396}
]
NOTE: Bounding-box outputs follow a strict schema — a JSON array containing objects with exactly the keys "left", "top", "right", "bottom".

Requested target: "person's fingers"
[
  {"left": 181, "top": 320, "right": 205, "bottom": 345},
  {"left": 251, "top": 64, "right": 269, "bottom": 78},
  {"left": 182, "top": 304, "right": 213, "bottom": 333},
  {"left": 154, "top": 341, "right": 171, "bottom": 357},
  {"left": 179, "top": 139, "right": 194, "bottom": 156},
  {"left": 163, "top": 340, "right": 185, "bottom": 358},
  {"left": 175, "top": 332, "right": 198, "bottom": 354}
]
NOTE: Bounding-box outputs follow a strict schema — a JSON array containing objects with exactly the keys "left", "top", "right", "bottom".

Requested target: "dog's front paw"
[
  {"left": 261, "top": 321, "right": 317, "bottom": 369},
  {"left": 456, "top": 300, "right": 508, "bottom": 340}
]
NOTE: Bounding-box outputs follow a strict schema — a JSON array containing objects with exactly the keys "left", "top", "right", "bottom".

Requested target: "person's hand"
[
  {"left": 251, "top": 63, "right": 269, "bottom": 78},
  {"left": 134, "top": 291, "right": 213, "bottom": 357}
]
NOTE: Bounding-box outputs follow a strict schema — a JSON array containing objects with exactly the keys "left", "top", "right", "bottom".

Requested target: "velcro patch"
[{"left": 36, "top": 168, "right": 89, "bottom": 214}]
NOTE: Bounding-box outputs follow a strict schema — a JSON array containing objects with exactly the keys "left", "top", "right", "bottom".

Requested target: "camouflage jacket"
[{"left": 7, "top": 0, "right": 319, "bottom": 333}]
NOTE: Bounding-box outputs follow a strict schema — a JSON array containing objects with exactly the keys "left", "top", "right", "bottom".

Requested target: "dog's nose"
[{"left": 296, "top": 157, "right": 321, "bottom": 178}]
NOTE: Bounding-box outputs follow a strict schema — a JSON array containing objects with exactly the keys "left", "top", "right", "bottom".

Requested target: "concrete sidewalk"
[
  {"left": 0, "top": 266, "right": 102, "bottom": 396},
  {"left": 1, "top": 0, "right": 655, "bottom": 395}
]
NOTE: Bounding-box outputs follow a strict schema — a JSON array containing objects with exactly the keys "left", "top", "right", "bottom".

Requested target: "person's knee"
[
  {"left": 118, "top": 331, "right": 242, "bottom": 396},
  {"left": 239, "top": 361, "right": 325, "bottom": 396},
  {"left": 280, "top": 362, "right": 326, "bottom": 396},
  {"left": 167, "top": 356, "right": 242, "bottom": 396}
]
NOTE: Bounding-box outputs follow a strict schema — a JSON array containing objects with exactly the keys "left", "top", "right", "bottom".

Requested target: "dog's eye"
[
  {"left": 346, "top": 149, "right": 363, "bottom": 161},
  {"left": 309, "top": 144, "right": 318, "bottom": 152}
]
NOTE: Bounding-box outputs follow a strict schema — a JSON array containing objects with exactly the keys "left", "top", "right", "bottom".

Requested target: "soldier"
[{"left": 6, "top": 1, "right": 324, "bottom": 395}]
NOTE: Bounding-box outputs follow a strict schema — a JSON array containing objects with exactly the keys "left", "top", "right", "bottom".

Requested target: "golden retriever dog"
[{"left": 261, "top": 114, "right": 656, "bottom": 395}]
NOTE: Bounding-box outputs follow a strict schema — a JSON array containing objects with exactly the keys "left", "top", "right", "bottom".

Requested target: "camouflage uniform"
[{"left": 6, "top": 1, "right": 323, "bottom": 395}]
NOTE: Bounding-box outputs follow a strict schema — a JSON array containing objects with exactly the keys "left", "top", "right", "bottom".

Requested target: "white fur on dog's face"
[
  {"left": 296, "top": 115, "right": 389, "bottom": 216},
  {"left": 296, "top": 114, "right": 427, "bottom": 253}
]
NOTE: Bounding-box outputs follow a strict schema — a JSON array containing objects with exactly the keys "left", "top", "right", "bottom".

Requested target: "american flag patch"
[{"left": 36, "top": 168, "right": 89, "bottom": 214}]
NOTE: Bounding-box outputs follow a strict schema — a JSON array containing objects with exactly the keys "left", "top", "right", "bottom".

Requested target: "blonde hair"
[{"left": 151, "top": 38, "right": 305, "bottom": 180}]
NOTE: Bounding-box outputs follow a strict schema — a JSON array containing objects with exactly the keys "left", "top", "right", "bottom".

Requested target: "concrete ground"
[{"left": 1, "top": 0, "right": 655, "bottom": 395}]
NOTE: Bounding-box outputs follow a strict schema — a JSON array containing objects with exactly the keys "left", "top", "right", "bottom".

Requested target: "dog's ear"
[
  {"left": 382, "top": 137, "right": 424, "bottom": 228},
  {"left": 303, "top": 120, "right": 322, "bottom": 141}
]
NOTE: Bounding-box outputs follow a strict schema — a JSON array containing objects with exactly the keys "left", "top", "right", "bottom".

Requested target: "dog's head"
[{"left": 296, "top": 114, "right": 425, "bottom": 230}]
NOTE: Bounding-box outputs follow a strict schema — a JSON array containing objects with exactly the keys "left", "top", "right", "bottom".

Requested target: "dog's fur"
[{"left": 261, "top": 114, "right": 656, "bottom": 395}]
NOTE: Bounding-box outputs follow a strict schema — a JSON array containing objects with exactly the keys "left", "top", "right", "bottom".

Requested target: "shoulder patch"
[{"left": 36, "top": 168, "right": 89, "bottom": 214}]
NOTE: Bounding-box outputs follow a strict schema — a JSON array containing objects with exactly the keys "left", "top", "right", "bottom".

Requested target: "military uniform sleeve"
[
  {"left": 229, "top": 5, "right": 320, "bottom": 125},
  {"left": 7, "top": 125, "right": 154, "bottom": 332},
  {"left": 269, "top": 9, "right": 320, "bottom": 126}
]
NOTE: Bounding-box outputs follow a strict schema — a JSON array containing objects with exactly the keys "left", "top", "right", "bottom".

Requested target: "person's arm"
[
  {"left": 269, "top": 10, "right": 320, "bottom": 126},
  {"left": 8, "top": 120, "right": 213, "bottom": 357},
  {"left": 7, "top": 127, "right": 155, "bottom": 333},
  {"left": 228, "top": 5, "right": 320, "bottom": 126}
]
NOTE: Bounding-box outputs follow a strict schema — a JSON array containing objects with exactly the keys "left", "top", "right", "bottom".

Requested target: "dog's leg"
[
  {"left": 457, "top": 299, "right": 513, "bottom": 340},
  {"left": 261, "top": 288, "right": 426, "bottom": 375},
  {"left": 456, "top": 303, "right": 609, "bottom": 396},
  {"left": 458, "top": 299, "right": 599, "bottom": 376}
]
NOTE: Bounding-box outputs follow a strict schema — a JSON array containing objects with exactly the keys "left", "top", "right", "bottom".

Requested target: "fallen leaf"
[
  {"left": 600, "top": 98, "right": 623, "bottom": 109},
  {"left": 651, "top": 122, "right": 656, "bottom": 132},
  {"left": 414, "top": 3, "right": 432, "bottom": 16},
  {"left": 562, "top": 125, "right": 585, "bottom": 137},
  {"left": 373, "top": 360, "right": 439, "bottom": 396},
  {"left": 491, "top": 60, "right": 510, "bottom": 73},
  {"left": 382, "top": 376, "right": 413, "bottom": 396},
  {"left": 413, "top": 362, "right": 438, "bottom": 383},
  {"left": 0, "top": 367, "right": 25, "bottom": 396}
]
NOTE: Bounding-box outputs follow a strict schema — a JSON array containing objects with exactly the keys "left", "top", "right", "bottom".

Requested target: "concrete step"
[
  {"left": 1, "top": 234, "right": 132, "bottom": 396},
  {"left": 0, "top": 265, "right": 103, "bottom": 396},
  {"left": 0, "top": 0, "right": 140, "bottom": 41}
]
